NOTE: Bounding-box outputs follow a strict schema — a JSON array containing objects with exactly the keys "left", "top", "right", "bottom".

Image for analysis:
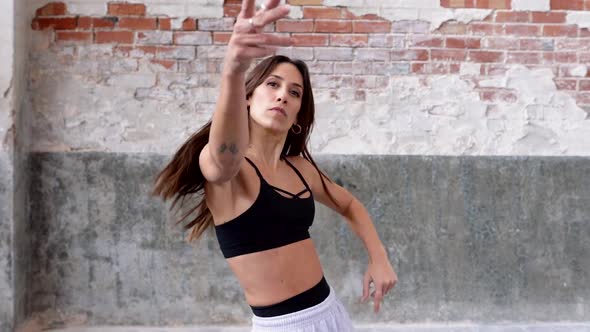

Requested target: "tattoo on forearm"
[{"left": 218, "top": 143, "right": 239, "bottom": 155}]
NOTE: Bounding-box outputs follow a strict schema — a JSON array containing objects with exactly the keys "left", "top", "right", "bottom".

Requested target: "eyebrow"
[{"left": 269, "top": 74, "right": 303, "bottom": 90}]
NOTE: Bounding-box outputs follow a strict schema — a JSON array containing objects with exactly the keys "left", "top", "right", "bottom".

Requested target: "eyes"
[{"left": 267, "top": 81, "right": 302, "bottom": 98}]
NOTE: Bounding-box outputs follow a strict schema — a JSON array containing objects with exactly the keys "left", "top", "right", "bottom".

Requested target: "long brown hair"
[{"left": 152, "top": 55, "right": 336, "bottom": 241}]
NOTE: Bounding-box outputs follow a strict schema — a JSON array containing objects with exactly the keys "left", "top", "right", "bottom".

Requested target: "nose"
[{"left": 276, "top": 89, "right": 288, "bottom": 104}]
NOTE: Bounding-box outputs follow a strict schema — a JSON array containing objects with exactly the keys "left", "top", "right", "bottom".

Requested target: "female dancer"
[{"left": 153, "top": 0, "right": 397, "bottom": 330}]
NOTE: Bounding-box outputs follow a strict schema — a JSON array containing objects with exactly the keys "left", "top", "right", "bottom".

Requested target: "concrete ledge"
[{"left": 46, "top": 323, "right": 590, "bottom": 332}]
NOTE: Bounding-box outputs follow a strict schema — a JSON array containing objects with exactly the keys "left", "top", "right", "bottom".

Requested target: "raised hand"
[{"left": 224, "top": 0, "right": 293, "bottom": 74}]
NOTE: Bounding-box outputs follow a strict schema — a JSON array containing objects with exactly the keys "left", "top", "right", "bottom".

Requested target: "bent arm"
[{"left": 300, "top": 159, "right": 388, "bottom": 262}]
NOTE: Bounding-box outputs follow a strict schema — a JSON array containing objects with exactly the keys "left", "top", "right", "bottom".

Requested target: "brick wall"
[{"left": 27, "top": 0, "right": 590, "bottom": 155}]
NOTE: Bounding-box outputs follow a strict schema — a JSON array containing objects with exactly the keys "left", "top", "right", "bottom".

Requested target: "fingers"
[
  {"left": 239, "top": 33, "right": 293, "bottom": 47},
  {"left": 243, "top": 46, "right": 277, "bottom": 58},
  {"left": 373, "top": 289, "right": 383, "bottom": 313},
  {"left": 253, "top": 4, "right": 290, "bottom": 28},
  {"left": 240, "top": 0, "right": 256, "bottom": 18},
  {"left": 362, "top": 272, "right": 371, "bottom": 303},
  {"left": 256, "top": 0, "right": 281, "bottom": 14}
]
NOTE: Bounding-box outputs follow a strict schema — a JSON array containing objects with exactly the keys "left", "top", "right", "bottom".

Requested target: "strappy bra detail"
[
  {"left": 214, "top": 156, "right": 316, "bottom": 259},
  {"left": 243, "top": 156, "right": 312, "bottom": 200}
]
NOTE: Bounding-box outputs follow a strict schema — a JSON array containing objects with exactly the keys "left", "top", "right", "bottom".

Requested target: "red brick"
[
  {"left": 556, "top": 39, "right": 590, "bottom": 50},
  {"left": 581, "top": 28, "right": 590, "bottom": 37},
  {"left": 411, "top": 63, "right": 428, "bottom": 74},
  {"left": 213, "top": 32, "right": 232, "bottom": 44},
  {"left": 77, "top": 16, "right": 92, "bottom": 29},
  {"left": 483, "top": 37, "right": 519, "bottom": 50},
  {"left": 352, "top": 21, "right": 391, "bottom": 33},
  {"left": 276, "top": 19, "right": 314, "bottom": 32},
  {"left": 115, "top": 45, "right": 157, "bottom": 57},
  {"left": 480, "top": 89, "right": 518, "bottom": 102},
  {"left": 118, "top": 17, "right": 157, "bottom": 30},
  {"left": 36, "top": 2, "right": 67, "bottom": 16},
  {"left": 543, "top": 25, "right": 578, "bottom": 37},
  {"left": 350, "top": 12, "right": 384, "bottom": 20},
  {"left": 469, "top": 23, "right": 503, "bottom": 35},
  {"left": 577, "top": 93, "right": 590, "bottom": 104},
  {"left": 485, "top": 64, "right": 510, "bottom": 75},
  {"left": 31, "top": 17, "right": 77, "bottom": 30},
  {"left": 158, "top": 18, "right": 172, "bottom": 30},
  {"left": 303, "top": 7, "right": 342, "bottom": 19},
  {"left": 550, "top": 0, "right": 584, "bottom": 10},
  {"left": 504, "top": 24, "right": 540, "bottom": 36},
  {"left": 95, "top": 30, "right": 134, "bottom": 43},
  {"left": 449, "top": 63, "right": 460, "bottom": 73},
  {"left": 520, "top": 39, "right": 554, "bottom": 51},
  {"left": 78, "top": 17, "right": 117, "bottom": 29},
  {"left": 410, "top": 36, "right": 443, "bottom": 47},
  {"left": 224, "top": 4, "right": 241, "bottom": 17},
  {"left": 431, "top": 49, "right": 466, "bottom": 61},
  {"left": 315, "top": 20, "right": 352, "bottom": 33},
  {"left": 446, "top": 37, "right": 481, "bottom": 48},
  {"left": 330, "top": 34, "right": 368, "bottom": 47},
  {"left": 441, "top": 0, "right": 475, "bottom": 8},
  {"left": 469, "top": 50, "right": 505, "bottom": 62},
  {"left": 531, "top": 12, "right": 566, "bottom": 23},
  {"left": 56, "top": 31, "right": 92, "bottom": 43},
  {"left": 555, "top": 52, "right": 578, "bottom": 63},
  {"left": 476, "top": 0, "right": 511, "bottom": 9},
  {"left": 183, "top": 18, "right": 197, "bottom": 31},
  {"left": 391, "top": 49, "right": 429, "bottom": 61},
  {"left": 435, "top": 22, "right": 468, "bottom": 34},
  {"left": 507, "top": 52, "right": 541, "bottom": 64},
  {"left": 560, "top": 65, "right": 589, "bottom": 78},
  {"left": 580, "top": 52, "right": 590, "bottom": 63},
  {"left": 495, "top": 11, "right": 529, "bottom": 22},
  {"left": 291, "top": 34, "right": 329, "bottom": 46},
  {"left": 108, "top": 3, "right": 146, "bottom": 16},
  {"left": 554, "top": 79, "right": 577, "bottom": 90},
  {"left": 580, "top": 80, "right": 590, "bottom": 91},
  {"left": 94, "top": 17, "right": 118, "bottom": 28},
  {"left": 434, "top": 63, "right": 453, "bottom": 74},
  {"left": 150, "top": 59, "right": 177, "bottom": 70}
]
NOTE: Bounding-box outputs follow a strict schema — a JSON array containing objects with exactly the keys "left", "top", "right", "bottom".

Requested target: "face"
[{"left": 248, "top": 62, "right": 304, "bottom": 134}]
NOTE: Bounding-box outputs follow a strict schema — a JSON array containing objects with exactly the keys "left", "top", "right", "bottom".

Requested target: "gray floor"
[{"left": 46, "top": 323, "right": 590, "bottom": 332}]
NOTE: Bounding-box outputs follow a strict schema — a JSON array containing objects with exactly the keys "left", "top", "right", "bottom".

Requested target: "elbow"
[{"left": 200, "top": 144, "right": 244, "bottom": 184}]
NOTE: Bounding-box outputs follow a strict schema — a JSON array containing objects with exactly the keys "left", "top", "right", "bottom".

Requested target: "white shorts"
[{"left": 251, "top": 287, "right": 354, "bottom": 332}]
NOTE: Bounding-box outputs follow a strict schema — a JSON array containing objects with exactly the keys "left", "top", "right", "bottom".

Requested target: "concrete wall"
[
  {"left": 27, "top": 153, "right": 590, "bottom": 326},
  {"left": 0, "top": 0, "right": 16, "bottom": 330},
  {"left": 1, "top": 0, "right": 32, "bottom": 330},
  {"left": 1, "top": 0, "right": 589, "bottom": 329}
]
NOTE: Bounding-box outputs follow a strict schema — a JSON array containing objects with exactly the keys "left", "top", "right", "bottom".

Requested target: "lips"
[{"left": 269, "top": 107, "right": 287, "bottom": 116}]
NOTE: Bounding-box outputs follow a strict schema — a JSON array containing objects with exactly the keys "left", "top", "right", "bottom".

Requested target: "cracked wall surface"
[
  {"left": 2, "top": 0, "right": 589, "bottom": 328},
  {"left": 23, "top": 0, "right": 590, "bottom": 155}
]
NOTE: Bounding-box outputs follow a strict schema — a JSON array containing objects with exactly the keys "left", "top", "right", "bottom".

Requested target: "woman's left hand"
[{"left": 361, "top": 257, "right": 397, "bottom": 313}]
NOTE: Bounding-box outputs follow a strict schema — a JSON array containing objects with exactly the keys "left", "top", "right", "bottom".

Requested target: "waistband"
[
  {"left": 251, "top": 285, "right": 339, "bottom": 329},
  {"left": 250, "top": 276, "right": 330, "bottom": 317}
]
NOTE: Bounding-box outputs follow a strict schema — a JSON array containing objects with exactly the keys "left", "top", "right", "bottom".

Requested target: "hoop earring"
[{"left": 291, "top": 124, "right": 302, "bottom": 134}]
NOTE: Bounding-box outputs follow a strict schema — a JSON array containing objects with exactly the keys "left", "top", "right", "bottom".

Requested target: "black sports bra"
[{"left": 214, "top": 156, "right": 315, "bottom": 259}]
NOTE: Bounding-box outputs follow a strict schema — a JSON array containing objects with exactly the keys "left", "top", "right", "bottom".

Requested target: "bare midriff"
[{"left": 226, "top": 238, "right": 324, "bottom": 307}]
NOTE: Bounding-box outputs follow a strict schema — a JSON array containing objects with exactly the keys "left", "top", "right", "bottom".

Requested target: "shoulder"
[{"left": 284, "top": 155, "right": 330, "bottom": 193}]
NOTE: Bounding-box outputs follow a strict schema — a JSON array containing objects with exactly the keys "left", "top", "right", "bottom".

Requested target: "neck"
[{"left": 247, "top": 123, "right": 288, "bottom": 169}]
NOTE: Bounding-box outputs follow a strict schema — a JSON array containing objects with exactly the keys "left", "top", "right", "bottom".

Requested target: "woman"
[{"left": 152, "top": 0, "right": 397, "bottom": 330}]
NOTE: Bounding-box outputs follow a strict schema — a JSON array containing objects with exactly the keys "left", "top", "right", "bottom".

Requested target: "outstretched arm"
[{"left": 200, "top": 0, "right": 293, "bottom": 184}]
